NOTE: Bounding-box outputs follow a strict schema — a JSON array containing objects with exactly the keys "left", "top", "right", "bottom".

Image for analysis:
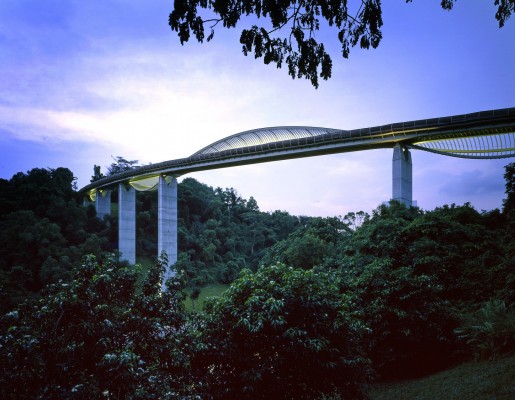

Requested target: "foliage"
[
  {"left": 0, "top": 255, "right": 195, "bottom": 399},
  {"left": 168, "top": 0, "right": 513, "bottom": 88},
  {"left": 1, "top": 255, "right": 377, "bottom": 399},
  {"left": 0, "top": 167, "right": 77, "bottom": 217},
  {"left": 90, "top": 164, "right": 105, "bottom": 182},
  {"left": 3, "top": 160, "right": 515, "bottom": 394},
  {"left": 342, "top": 258, "right": 458, "bottom": 378},
  {"left": 455, "top": 299, "right": 515, "bottom": 361},
  {"left": 195, "top": 264, "right": 372, "bottom": 399},
  {"left": 341, "top": 210, "right": 369, "bottom": 231},
  {"left": 341, "top": 201, "right": 421, "bottom": 263},
  {"left": 106, "top": 156, "right": 140, "bottom": 176},
  {"left": 398, "top": 204, "right": 508, "bottom": 303},
  {"left": 175, "top": 178, "right": 300, "bottom": 286},
  {"left": 0, "top": 168, "right": 110, "bottom": 312},
  {"left": 0, "top": 165, "right": 300, "bottom": 311},
  {"left": 335, "top": 201, "right": 513, "bottom": 376},
  {"left": 503, "top": 161, "right": 515, "bottom": 221},
  {"left": 342, "top": 201, "right": 511, "bottom": 304},
  {"left": 131, "top": 176, "right": 292, "bottom": 279},
  {"left": 261, "top": 216, "right": 351, "bottom": 269}
]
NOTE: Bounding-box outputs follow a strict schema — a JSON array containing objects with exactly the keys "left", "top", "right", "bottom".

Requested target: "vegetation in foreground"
[{"left": 0, "top": 161, "right": 514, "bottom": 398}]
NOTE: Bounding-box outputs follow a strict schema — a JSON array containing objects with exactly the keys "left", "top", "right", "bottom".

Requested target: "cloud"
[
  {"left": 438, "top": 169, "right": 505, "bottom": 198},
  {"left": 413, "top": 152, "right": 508, "bottom": 211}
]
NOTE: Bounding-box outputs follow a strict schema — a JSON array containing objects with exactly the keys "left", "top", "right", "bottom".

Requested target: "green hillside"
[{"left": 370, "top": 355, "right": 515, "bottom": 400}]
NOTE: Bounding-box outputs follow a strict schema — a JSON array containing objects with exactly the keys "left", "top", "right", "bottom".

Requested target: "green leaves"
[
  {"left": 169, "top": 0, "right": 385, "bottom": 88},
  {"left": 197, "top": 263, "right": 371, "bottom": 399},
  {"left": 343, "top": 257, "right": 458, "bottom": 378},
  {"left": 0, "top": 255, "right": 193, "bottom": 399},
  {"left": 176, "top": 179, "right": 300, "bottom": 287},
  {"left": 455, "top": 300, "right": 515, "bottom": 360},
  {"left": 503, "top": 162, "right": 515, "bottom": 219},
  {"left": 169, "top": 0, "right": 512, "bottom": 87},
  {"left": 106, "top": 156, "right": 140, "bottom": 176},
  {"left": 495, "top": 0, "right": 515, "bottom": 27}
]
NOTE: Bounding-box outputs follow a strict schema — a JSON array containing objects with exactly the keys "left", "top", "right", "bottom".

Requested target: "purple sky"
[{"left": 1, "top": 1, "right": 514, "bottom": 216}]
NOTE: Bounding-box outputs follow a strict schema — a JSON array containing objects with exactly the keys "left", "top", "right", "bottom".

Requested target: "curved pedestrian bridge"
[
  {"left": 82, "top": 107, "right": 515, "bottom": 195},
  {"left": 79, "top": 107, "right": 515, "bottom": 278}
]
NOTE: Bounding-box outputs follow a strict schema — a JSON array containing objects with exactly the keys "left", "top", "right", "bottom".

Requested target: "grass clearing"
[
  {"left": 134, "top": 256, "right": 155, "bottom": 287},
  {"left": 184, "top": 283, "right": 230, "bottom": 312},
  {"left": 133, "top": 257, "right": 229, "bottom": 311},
  {"left": 369, "top": 355, "right": 515, "bottom": 400},
  {"left": 136, "top": 256, "right": 154, "bottom": 269}
]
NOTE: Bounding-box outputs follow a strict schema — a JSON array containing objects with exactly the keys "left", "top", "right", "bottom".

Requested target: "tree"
[
  {"left": 0, "top": 255, "right": 195, "bottom": 399},
  {"left": 503, "top": 162, "right": 515, "bottom": 220},
  {"left": 262, "top": 216, "right": 350, "bottom": 269},
  {"left": 195, "top": 264, "right": 372, "bottom": 399},
  {"left": 263, "top": 230, "right": 331, "bottom": 269},
  {"left": 176, "top": 178, "right": 300, "bottom": 284},
  {"left": 343, "top": 258, "right": 458, "bottom": 379},
  {"left": 342, "top": 202, "right": 510, "bottom": 304},
  {"left": 0, "top": 168, "right": 111, "bottom": 312},
  {"left": 342, "top": 210, "right": 369, "bottom": 230},
  {"left": 106, "top": 156, "right": 140, "bottom": 176},
  {"left": 169, "top": 0, "right": 513, "bottom": 88},
  {"left": 90, "top": 164, "right": 105, "bottom": 183},
  {"left": 0, "top": 168, "right": 77, "bottom": 218}
]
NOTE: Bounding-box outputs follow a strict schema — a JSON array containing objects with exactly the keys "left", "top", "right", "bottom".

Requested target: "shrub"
[
  {"left": 455, "top": 299, "right": 515, "bottom": 360},
  {"left": 196, "top": 264, "right": 372, "bottom": 399},
  {"left": 344, "top": 259, "right": 459, "bottom": 379},
  {"left": 0, "top": 255, "right": 194, "bottom": 399}
]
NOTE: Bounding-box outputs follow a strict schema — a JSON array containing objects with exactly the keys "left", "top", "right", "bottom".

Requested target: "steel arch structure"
[{"left": 81, "top": 107, "right": 515, "bottom": 195}]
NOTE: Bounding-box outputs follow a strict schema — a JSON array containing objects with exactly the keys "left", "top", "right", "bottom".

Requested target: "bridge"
[{"left": 80, "top": 107, "right": 515, "bottom": 283}]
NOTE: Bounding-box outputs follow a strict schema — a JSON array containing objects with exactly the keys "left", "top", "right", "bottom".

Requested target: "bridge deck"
[{"left": 80, "top": 107, "right": 515, "bottom": 194}]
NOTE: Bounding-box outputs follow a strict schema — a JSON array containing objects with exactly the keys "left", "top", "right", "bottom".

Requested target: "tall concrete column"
[
  {"left": 392, "top": 144, "right": 413, "bottom": 206},
  {"left": 158, "top": 175, "right": 178, "bottom": 288},
  {"left": 95, "top": 189, "right": 111, "bottom": 220},
  {"left": 119, "top": 183, "right": 136, "bottom": 264}
]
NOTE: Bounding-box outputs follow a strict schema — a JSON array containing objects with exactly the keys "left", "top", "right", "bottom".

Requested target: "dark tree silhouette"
[{"left": 169, "top": 0, "right": 513, "bottom": 87}]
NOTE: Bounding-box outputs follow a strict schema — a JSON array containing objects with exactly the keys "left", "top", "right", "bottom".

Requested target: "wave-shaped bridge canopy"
[{"left": 191, "top": 127, "right": 342, "bottom": 156}]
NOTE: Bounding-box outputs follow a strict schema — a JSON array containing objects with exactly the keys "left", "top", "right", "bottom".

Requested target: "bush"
[
  {"left": 196, "top": 264, "right": 372, "bottom": 400},
  {"left": 343, "top": 259, "right": 459, "bottom": 379},
  {"left": 455, "top": 299, "right": 515, "bottom": 360},
  {"left": 0, "top": 255, "right": 194, "bottom": 399}
]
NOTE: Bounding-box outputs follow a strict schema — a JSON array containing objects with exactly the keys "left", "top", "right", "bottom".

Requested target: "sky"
[{"left": 0, "top": 1, "right": 514, "bottom": 217}]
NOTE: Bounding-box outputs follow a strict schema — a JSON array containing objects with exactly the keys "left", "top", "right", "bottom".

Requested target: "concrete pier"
[
  {"left": 95, "top": 189, "right": 111, "bottom": 220},
  {"left": 392, "top": 144, "right": 413, "bottom": 206},
  {"left": 158, "top": 175, "right": 178, "bottom": 287},
  {"left": 118, "top": 183, "right": 136, "bottom": 264}
]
